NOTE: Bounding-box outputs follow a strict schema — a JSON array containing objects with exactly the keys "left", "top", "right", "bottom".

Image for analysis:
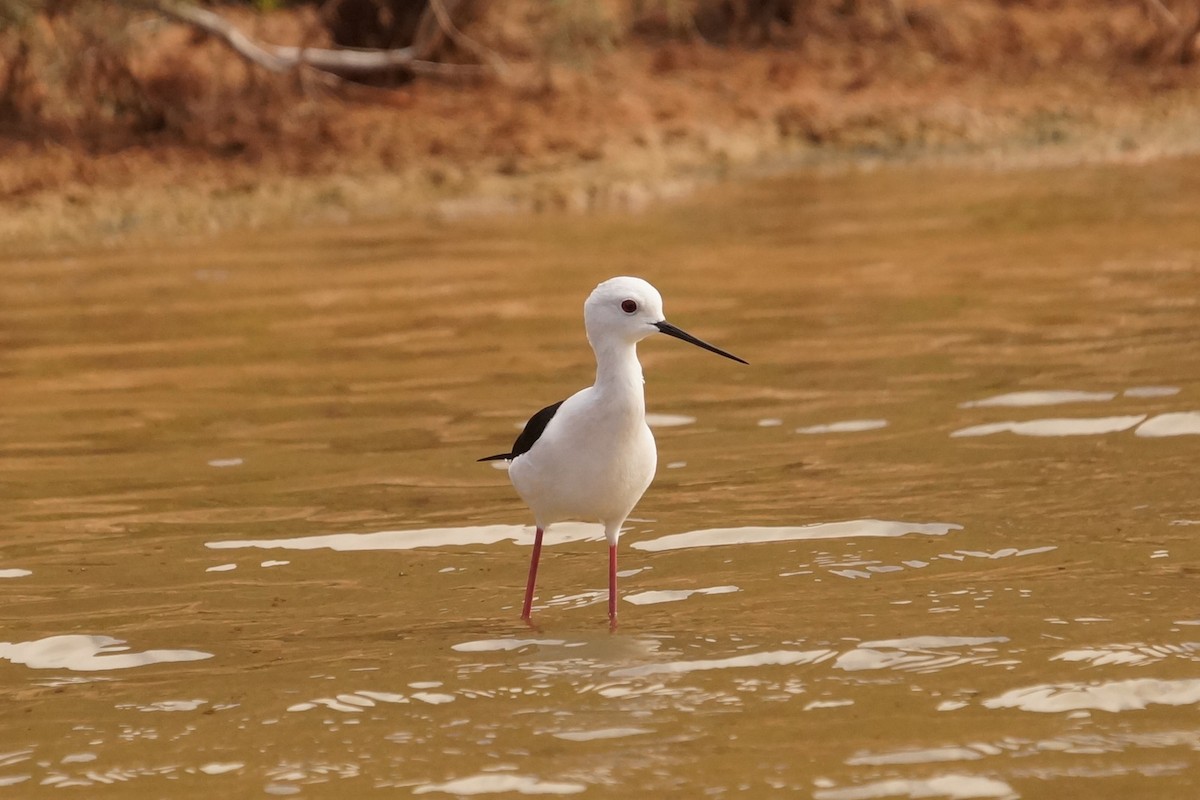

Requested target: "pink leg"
[
  {"left": 608, "top": 544, "right": 618, "bottom": 630},
  {"left": 521, "top": 526, "right": 544, "bottom": 621}
]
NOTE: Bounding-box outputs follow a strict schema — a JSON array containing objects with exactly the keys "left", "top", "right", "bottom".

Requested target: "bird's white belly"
[{"left": 509, "top": 421, "right": 656, "bottom": 528}]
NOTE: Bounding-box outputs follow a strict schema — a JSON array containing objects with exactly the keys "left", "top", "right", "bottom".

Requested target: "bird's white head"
[
  {"left": 584, "top": 276, "right": 665, "bottom": 349},
  {"left": 583, "top": 276, "right": 749, "bottom": 365}
]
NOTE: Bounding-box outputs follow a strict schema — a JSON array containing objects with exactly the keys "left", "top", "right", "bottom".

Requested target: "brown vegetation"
[{"left": 2, "top": 1, "right": 1200, "bottom": 245}]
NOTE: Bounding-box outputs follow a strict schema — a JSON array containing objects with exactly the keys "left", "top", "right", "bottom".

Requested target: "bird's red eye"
[{"left": 621, "top": 299, "right": 638, "bottom": 314}]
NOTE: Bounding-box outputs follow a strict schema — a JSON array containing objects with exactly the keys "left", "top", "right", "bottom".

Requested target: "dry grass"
[
  {"left": 2, "top": 0, "right": 1200, "bottom": 248},
  {"left": 0, "top": 1, "right": 338, "bottom": 153},
  {"left": 2, "top": 1, "right": 1195, "bottom": 157}
]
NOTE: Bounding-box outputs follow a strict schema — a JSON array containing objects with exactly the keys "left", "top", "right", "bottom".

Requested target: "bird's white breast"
[{"left": 508, "top": 386, "right": 657, "bottom": 531}]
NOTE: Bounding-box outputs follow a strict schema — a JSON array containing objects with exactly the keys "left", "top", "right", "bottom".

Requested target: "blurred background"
[{"left": 2, "top": 0, "right": 1200, "bottom": 245}]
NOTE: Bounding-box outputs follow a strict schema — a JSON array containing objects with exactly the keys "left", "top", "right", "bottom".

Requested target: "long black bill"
[{"left": 654, "top": 321, "right": 748, "bottom": 365}]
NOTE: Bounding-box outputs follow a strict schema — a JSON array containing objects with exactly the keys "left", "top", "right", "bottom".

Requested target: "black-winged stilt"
[{"left": 480, "top": 276, "right": 747, "bottom": 629}]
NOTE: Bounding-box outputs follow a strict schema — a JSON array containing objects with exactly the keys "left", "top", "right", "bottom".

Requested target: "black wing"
[{"left": 478, "top": 400, "right": 565, "bottom": 462}]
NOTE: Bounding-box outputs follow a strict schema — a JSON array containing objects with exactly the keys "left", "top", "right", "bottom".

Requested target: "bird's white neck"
[{"left": 591, "top": 339, "right": 646, "bottom": 411}]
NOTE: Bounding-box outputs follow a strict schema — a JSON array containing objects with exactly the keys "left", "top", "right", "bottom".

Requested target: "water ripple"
[
  {"left": 413, "top": 774, "right": 587, "bottom": 796},
  {"left": 795, "top": 419, "right": 889, "bottom": 434},
  {"left": 984, "top": 678, "right": 1200, "bottom": 713},
  {"left": 960, "top": 390, "right": 1115, "bottom": 408},
  {"left": 1135, "top": 412, "right": 1200, "bottom": 437},
  {"left": 814, "top": 775, "right": 1017, "bottom": 800},
  {"left": 632, "top": 520, "right": 961, "bottom": 552},
  {"left": 206, "top": 522, "right": 603, "bottom": 553},
  {"left": 623, "top": 585, "right": 739, "bottom": 606},
  {"left": 610, "top": 649, "right": 836, "bottom": 678},
  {"left": 835, "top": 637, "right": 1010, "bottom": 674},
  {"left": 0, "top": 635, "right": 212, "bottom": 672},
  {"left": 951, "top": 416, "right": 1146, "bottom": 438}
]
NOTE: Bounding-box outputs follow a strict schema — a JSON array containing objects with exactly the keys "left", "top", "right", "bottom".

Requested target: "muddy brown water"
[{"left": 3, "top": 157, "right": 1200, "bottom": 798}]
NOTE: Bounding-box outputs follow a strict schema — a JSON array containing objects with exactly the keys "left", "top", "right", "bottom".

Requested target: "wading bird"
[{"left": 479, "top": 276, "right": 746, "bottom": 629}]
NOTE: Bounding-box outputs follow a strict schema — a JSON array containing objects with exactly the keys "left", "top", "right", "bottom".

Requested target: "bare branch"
[
  {"left": 1143, "top": 0, "right": 1182, "bottom": 33},
  {"left": 1180, "top": 11, "right": 1200, "bottom": 64},
  {"left": 152, "top": 1, "right": 291, "bottom": 72},
  {"left": 426, "top": 0, "right": 508, "bottom": 77},
  {"left": 143, "top": 0, "right": 493, "bottom": 81},
  {"left": 881, "top": 0, "right": 911, "bottom": 37},
  {"left": 1139, "top": 0, "right": 1200, "bottom": 63}
]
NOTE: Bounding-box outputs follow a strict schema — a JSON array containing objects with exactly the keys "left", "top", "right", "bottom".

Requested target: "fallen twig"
[
  {"left": 426, "top": 0, "right": 507, "bottom": 76},
  {"left": 1143, "top": 0, "right": 1182, "bottom": 33},
  {"left": 145, "top": 0, "right": 493, "bottom": 81}
]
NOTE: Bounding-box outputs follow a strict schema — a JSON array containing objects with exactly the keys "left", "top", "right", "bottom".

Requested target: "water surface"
[{"left": 3, "top": 158, "right": 1200, "bottom": 797}]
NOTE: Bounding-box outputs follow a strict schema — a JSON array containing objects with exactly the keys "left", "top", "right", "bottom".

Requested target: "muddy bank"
[{"left": 3, "top": 1, "right": 1200, "bottom": 251}]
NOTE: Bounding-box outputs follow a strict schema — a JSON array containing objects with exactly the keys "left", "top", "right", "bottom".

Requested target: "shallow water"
[{"left": 3, "top": 157, "right": 1200, "bottom": 798}]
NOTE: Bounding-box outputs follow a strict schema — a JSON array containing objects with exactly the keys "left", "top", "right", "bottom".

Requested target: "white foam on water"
[
  {"left": 411, "top": 692, "right": 455, "bottom": 705},
  {"left": 59, "top": 753, "right": 96, "bottom": 764},
  {"left": 959, "top": 390, "right": 1115, "bottom": 408},
  {"left": 413, "top": 774, "right": 586, "bottom": 795},
  {"left": 835, "top": 637, "right": 1009, "bottom": 673},
  {"left": 860, "top": 636, "right": 1008, "bottom": 650},
  {"left": 632, "top": 520, "right": 961, "bottom": 552},
  {"left": 1123, "top": 386, "right": 1180, "bottom": 398},
  {"left": 610, "top": 649, "right": 835, "bottom": 678},
  {"left": 0, "top": 635, "right": 212, "bottom": 672},
  {"left": 951, "top": 415, "right": 1146, "bottom": 438},
  {"left": 199, "top": 762, "right": 244, "bottom": 775},
  {"left": 814, "top": 775, "right": 1017, "bottom": 800},
  {"left": 795, "top": 419, "right": 888, "bottom": 434},
  {"left": 552, "top": 727, "right": 652, "bottom": 741},
  {"left": 1135, "top": 412, "right": 1200, "bottom": 437},
  {"left": 804, "top": 699, "right": 854, "bottom": 711},
  {"left": 984, "top": 677, "right": 1200, "bottom": 712},
  {"left": 118, "top": 699, "right": 207, "bottom": 712},
  {"left": 1051, "top": 643, "right": 1200, "bottom": 667},
  {"left": 623, "top": 585, "right": 739, "bottom": 606},
  {"left": 452, "top": 639, "right": 569, "bottom": 653},
  {"left": 845, "top": 746, "right": 984, "bottom": 766},
  {"left": 207, "top": 522, "right": 603, "bottom": 552}
]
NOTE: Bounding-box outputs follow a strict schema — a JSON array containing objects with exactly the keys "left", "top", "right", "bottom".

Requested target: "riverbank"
[{"left": 3, "top": 1, "right": 1200, "bottom": 252}]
